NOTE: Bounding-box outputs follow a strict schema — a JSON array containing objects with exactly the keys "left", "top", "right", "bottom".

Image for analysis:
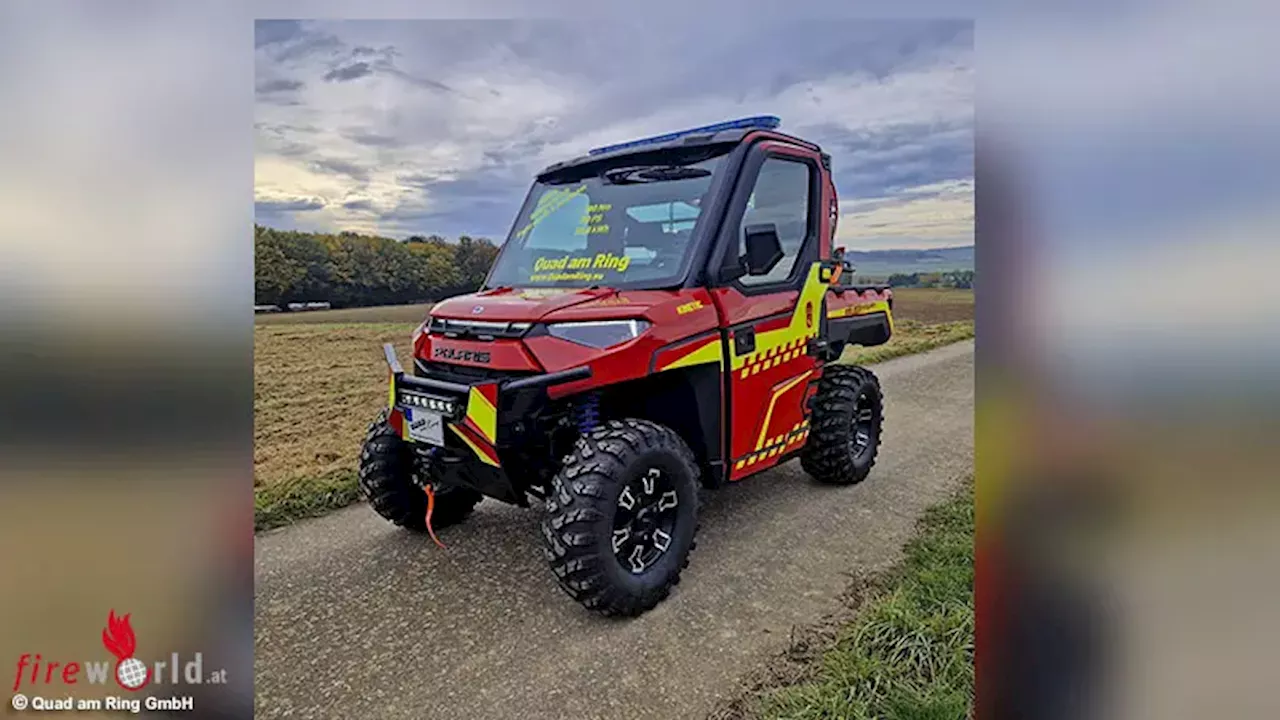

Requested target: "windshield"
[{"left": 486, "top": 153, "right": 727, "bottom": 289}]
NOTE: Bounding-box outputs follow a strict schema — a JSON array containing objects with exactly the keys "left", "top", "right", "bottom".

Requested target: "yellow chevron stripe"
[
  {"left": 731, "top": 264, "right": 827, "bottom": 370},
  {"left": 466, "top": 387, "right": 497, "bottom": 444},
  {"left": 659, "top": 337, "right": 724, "bottom": 371},
  {"left": 755, "top": 370, "right": 814, "bottom": 450},
  {"left": 450, "top": 425, "right": 500, "bottom": 467}
]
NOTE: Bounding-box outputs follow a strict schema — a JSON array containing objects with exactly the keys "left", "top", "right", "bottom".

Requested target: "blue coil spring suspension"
[{"left": 574, "top": 393, "right": 601, "bottom": 434}]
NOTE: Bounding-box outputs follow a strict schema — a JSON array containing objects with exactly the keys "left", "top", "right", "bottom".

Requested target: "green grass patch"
[
  {"left": 255, "top": 469, "right": 363, "bottom": 531},
  {"left": 752, "top": 481, "right": 974, "bottom": 720}
]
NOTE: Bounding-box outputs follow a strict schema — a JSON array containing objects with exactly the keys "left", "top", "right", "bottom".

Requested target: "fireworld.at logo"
[{"left": 12, "top": 610, "right": 228, "bottom": 693}]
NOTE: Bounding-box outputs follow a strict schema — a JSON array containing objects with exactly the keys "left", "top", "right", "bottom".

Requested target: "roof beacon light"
[{"left": 587, "top": 115, "right": 781, "bottom": 156}]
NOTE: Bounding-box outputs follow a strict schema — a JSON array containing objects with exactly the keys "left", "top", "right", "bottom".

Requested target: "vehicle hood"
[
  {"left": 431, "top": 287, "right": 694, "bottom": 324},
  {"left": 430, "top": 287, "right": 620, "bottom": 323}
]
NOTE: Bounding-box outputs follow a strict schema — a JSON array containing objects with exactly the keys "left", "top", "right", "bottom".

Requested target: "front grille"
[
  {"left": 414, "top": 359, "right": 536, "bottom": 385},
  {"left": 428, "top": 317, "right": 531, "bottom": 341}
]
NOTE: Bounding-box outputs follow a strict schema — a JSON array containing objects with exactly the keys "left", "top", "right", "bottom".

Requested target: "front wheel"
[
  {"left": 357, "top": 409, "right": 482, "bottom": 531},
  {"left": 541, "top": 419, "right": 701, "bottom": 617},
  {"left": 801, "top": 365, "right": 884, "bottom": 485}
]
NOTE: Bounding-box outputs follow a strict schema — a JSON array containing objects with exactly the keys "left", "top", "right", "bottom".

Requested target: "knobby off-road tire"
[
  {"left": 542, "top": 419, "right": 702, "bottom": 617},
  {"left": 357, "top": 409, "right": 482, "bottom": 531},
  {"left": 800, "top": 364, "right": 884, "bottom": 485}
]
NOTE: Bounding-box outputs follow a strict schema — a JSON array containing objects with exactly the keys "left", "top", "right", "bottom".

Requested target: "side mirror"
[
  {"left": 716, "top": 261, "right": 746, "bottom": 285},
  {"left": 743, "top": 223, "right": 784, "bottom": 276},
  {"left": 833, "top": 245, "right": 855, "bottom": 273}
]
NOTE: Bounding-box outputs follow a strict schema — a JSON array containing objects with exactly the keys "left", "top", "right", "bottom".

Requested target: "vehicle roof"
[{"left": 536, "top": 128, "right": 824, "bottom": 181}]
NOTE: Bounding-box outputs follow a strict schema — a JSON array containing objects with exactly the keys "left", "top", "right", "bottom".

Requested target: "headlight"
[
  {"left": 546, "top": 319, "right": 651, "bottom": 349},
  {"left": 411, "top": 317, "right": 431, "bottom": 344}
]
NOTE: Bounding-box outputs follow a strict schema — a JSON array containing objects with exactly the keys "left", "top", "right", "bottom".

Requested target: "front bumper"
[{"left": 382, "top": 344, "right": 589, "bottom": 504}]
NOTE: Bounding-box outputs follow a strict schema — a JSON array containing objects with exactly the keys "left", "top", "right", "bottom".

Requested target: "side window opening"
[{"left": 737, "top": 157, "right": 812, "bottom": 286}]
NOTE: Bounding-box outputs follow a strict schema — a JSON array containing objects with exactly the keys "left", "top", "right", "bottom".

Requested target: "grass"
[
  {"left": 256, "top": 302, "right": 435, "bottom": 325},
  {"left": 726, "top": 480, "right": 975, "bottom": 720},
  {"left": 253, "top": 289, "right": 973, "bottom": 530},
  {"left": 887, "top": 288, "right": 975, "bottom": 324},
  {"left": 254, "top": 323, "right": 416, "bottom": 529},
  {"left": 255, "top": 468, "right": 364, "bottom": 532}
]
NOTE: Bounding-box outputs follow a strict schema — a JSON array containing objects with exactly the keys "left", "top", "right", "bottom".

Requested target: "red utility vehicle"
[{"left": 360, "top": 116, "right": 894, "bottom": 616}]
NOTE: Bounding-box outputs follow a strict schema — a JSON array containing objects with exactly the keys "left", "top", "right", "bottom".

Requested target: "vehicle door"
[{"left": 706, "top": 141, "right": 829, "bottom": 480}]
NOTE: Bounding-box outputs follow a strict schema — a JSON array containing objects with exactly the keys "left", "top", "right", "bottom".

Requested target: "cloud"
[
  {"left": 317, "top": 42, "right": 456, "bottom": 93},
  {"left": 340, "top": 128, "right": 402, "bottom": 147},
  {"left": 323, "top": 62, "right": 373, "bottom": 83},
  {"left": 254, "top": 19, "right": 973, "bottom": 243},
  {"left": 256, "top": 78, "right": 304, "bottom": 94},
  {"left": 383, "top": 67, "right": 455, "bottom": 94},
  {"left": 256, "top": 20, "right": 343, "bottom": 64},
  {"left": 837, "top": 179, "right": 973, "bottom": 249},
  {"left": 256, "top": 197, "right": 325, "bottom": 213},
  {"left": 310, "top": 158, "right": 369, "bottom": 182},
  {"left": 254, "top": 20, "right": 304, "bottom": 49}
]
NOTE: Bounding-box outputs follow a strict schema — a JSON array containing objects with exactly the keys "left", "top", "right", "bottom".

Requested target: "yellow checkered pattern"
[
  {"left": 733, "top": 420, "right": 810, "bottom": 471},
  {"left": 737, "top": 335, "right": 812, "bottom": 380}
]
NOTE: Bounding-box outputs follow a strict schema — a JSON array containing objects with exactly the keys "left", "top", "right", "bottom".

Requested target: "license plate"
[{"left": 404, "top": 408, "right": 444, "bottom": 446}]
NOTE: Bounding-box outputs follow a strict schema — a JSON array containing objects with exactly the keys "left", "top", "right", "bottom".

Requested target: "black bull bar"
[{"left": 383, "top": 344, "right": 591, "bottom": 505}]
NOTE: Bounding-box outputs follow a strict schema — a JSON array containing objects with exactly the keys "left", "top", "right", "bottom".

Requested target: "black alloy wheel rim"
[
  {"left": 611, "top": 467, "right": 680, "bottom": 575},
  {"left": 850, "top": 392, "right": 876, "bottom": 459}
]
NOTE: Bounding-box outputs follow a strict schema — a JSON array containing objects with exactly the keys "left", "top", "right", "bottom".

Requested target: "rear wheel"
[
  {"left": 541, "top": 419, "right": 701, "bottom": 617},
  {"left": 358, "top": 409, "right": 482, "bottom": 531},
  {"left": 801, "top": 365, "right": 883, "bottom": 485}
]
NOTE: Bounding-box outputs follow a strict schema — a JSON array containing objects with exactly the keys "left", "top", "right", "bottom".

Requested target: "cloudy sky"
[{"left": 255, "top": 18, "right": 972, "bottom": 250}]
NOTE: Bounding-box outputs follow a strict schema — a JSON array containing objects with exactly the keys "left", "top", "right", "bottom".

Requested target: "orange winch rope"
[{"left": 423, "top": 485, "right": 446, "bottom": 549}]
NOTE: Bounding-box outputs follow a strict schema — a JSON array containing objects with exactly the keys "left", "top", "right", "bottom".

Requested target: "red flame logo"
[
  {"left": 102, "top": 610, "right": 150, "bottom": 691},
  {"left": 102, "top": 610, "right": 137, "bottom": 660}
]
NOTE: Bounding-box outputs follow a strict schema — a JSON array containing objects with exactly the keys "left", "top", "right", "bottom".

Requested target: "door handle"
[{"left": 734, "top": 326, "right": 756, "bottom": 355}]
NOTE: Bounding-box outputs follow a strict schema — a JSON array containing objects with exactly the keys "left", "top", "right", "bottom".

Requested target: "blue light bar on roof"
[{"left": 587, "top": 115, "right": 781, "bottom": 156}]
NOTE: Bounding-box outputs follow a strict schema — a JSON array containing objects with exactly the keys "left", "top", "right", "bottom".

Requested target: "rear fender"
[{"left": 823, "top": 288, "right": 894, "bottom": 354}]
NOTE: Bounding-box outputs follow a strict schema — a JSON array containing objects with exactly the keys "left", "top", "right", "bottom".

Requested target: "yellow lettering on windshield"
[
  {"left": 529, "top": 251, "right": 631, "bottom": 282},
  {"left": 575, "top": 202, "right": 614, "bottom": 236},
  {"left": 533, "top": 256, "right": 568, "bottom": 272},
  {"left": 593, "top": 252, "right": 630, "bottom": 273},
  {"left": 514, "top": 185, "right": 587, "bottom": 239},
  {"left": 528, "top": 270, "right": 607, "bottom": 283}
]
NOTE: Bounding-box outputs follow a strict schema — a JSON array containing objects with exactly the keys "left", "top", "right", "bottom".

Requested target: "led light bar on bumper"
[
  {"left": 546, "top": 319, "right": 650, "bottom": 349},
  {"left": 396, "top": 390, "right": 462, "bottom": 418}
]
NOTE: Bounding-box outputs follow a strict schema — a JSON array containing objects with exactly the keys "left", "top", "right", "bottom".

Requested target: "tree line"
[
  {"left": 255, "top": 225, "right": 501, "bottom": 308},
  {"left": 887, "top": 270, "right": 975, "bottom": 289}
]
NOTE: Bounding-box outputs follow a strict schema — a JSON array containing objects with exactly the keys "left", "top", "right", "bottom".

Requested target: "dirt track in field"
[{"left": 254, "top": 340, "right": 974, "bottom": 720}]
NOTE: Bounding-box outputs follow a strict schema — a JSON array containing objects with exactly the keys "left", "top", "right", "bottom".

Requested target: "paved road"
[{"left": 255, "top": 341, "right": 974, "bottom": 720}]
